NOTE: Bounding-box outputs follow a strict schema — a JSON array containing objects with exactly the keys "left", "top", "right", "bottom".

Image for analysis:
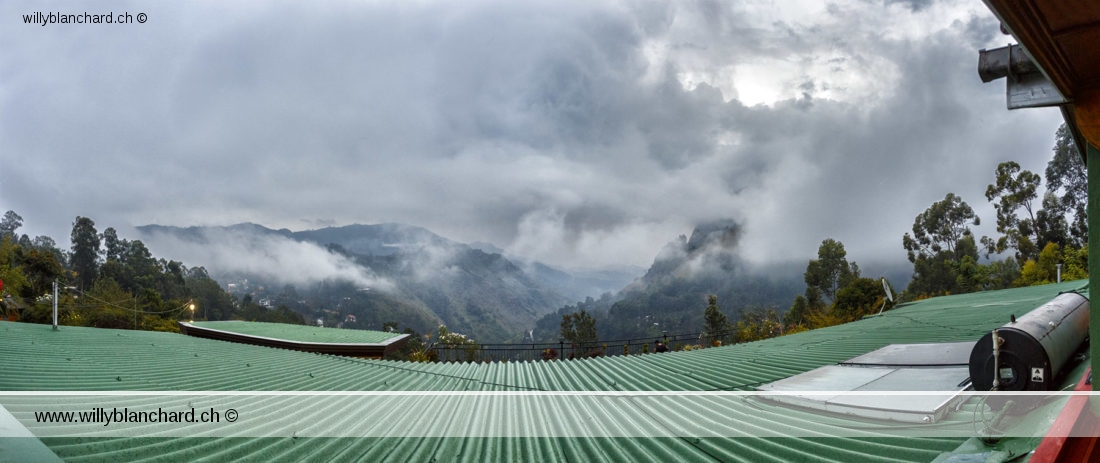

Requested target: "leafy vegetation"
[
  {"left": 903, "top": 123, "right": 1086, "bottom": 299},
  {"left": 560, "top": 309, "right": 600, "bottom": 358},
  {"left": 736, "top": 124, "right": 1082, "bottom": 343},
  {"left": 903, "top": 195, "right": 986, "bottom": 297},
  {"left": 984, "top": 161, "right": 1043, "bottom": 261},
  {"left": 0, "top": 214, "right": 302, "bottom": 331},
  {"left": 432, "top": 324, "right": 481, "bottom": 362},
  {"left": 734, "top": 306, "right": 783, "bottom": 343},
  {"left": 702, "top": 295, "right": 730, "bottom": 345},
  {"left": 138, "top": 223, "right": 568, "bottom": 343},
  {"left": 804, "top": 238, "right": 859, "bottom": 302},
  {"left": 778, "top": 240, "right": 894, "bottom": 335}
]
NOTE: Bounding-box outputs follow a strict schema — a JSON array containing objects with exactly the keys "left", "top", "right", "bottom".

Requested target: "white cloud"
[
  {"left": 141, "top": 228, "right": 394, "bottom": 291},
  {"left": 0, "top": 0, "right": 1065, "bottom": 277}
]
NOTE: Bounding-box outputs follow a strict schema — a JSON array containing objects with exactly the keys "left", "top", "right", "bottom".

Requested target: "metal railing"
[{"left": 431, "top": 328, "right": 737, "bottom": 363}]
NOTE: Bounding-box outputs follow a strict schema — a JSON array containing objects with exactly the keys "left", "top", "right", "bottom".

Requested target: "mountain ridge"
[
  {"left": 136, "top": 222, "right": 639, "bottom": 342},
  {"left": 532, "top": 219, "right": 804, "bottom": 342}
]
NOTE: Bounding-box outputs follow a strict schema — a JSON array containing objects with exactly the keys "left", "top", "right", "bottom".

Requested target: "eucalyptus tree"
[
  {"left": 984, "top": 161, "right": 1042, "bottom": 263},
  {"left": 0, "top": 211, "right": 22, "bottom": 238},
  {"left": 703, "top": 295, "right": 730, "bottom": 344},
  {"left": 1044, "top": 124, "right": 1086, "bottom": 246},
  {"left": 902, "top": 193, "right": 979, "bottom": 262},
  {"left": 70, "top": 216, "right": 100, "bottom": 289},
  {"left": 902, "top": 194, "right": 981, "bottom": 296},
  {"left": 561, "top": 309, "right": 598, "bottom": 355},
  {"left": 805, "top": 238, "right": 858, "bottom": 302}
]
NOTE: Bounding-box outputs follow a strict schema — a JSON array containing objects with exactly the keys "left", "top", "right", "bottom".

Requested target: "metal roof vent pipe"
[
  {"left": 978, "top": 44, "right": 1067, "bottom": 109},
  {"left": 968, "top": 292, "right": 1089, "bottom": 410}
]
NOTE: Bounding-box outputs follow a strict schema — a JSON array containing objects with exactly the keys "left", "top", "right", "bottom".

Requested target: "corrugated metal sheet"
[
  {"left": 0, "top": 281, "right": 1089, "bottom": 462},
  {"left": 184, "top": 321, "right": 403, "bottom": 344},
  {"left": 178, "top": 321, "right": 409, "bottom": 358}
]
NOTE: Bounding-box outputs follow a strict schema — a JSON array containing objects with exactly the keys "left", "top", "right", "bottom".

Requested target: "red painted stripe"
[{"left": 1030, "top": 368, "right": 1099, "bottom": 463}]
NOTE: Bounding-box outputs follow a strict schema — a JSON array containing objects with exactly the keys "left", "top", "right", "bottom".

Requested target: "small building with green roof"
[{"left": 178, "top": 320, "right": 409, "bottom": 358}]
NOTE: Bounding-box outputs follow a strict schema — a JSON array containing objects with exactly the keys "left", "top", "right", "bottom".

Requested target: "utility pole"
[{"left": 52, "top": 280, "right": 58, "bottom": 330}]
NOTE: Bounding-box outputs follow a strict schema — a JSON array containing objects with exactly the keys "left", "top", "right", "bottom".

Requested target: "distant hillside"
[
  {"left": 294, "top": 223, "right": 455, "bottom": 256},
  {"left": 532, "top": 220, "right": 803, "bottom": 342},
  {"left": 136, "top": 223, "right": 635, "bottom": 342},
  {"left": 520, "top": 261, "right": 643, "bottom": 303},
  {"left": 294, "top": 224, "right": 641, "bottom": 302}
]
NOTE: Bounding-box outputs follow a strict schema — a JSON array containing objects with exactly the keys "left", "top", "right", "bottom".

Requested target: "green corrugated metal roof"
[
  {"left": 0, "top": 281, "right": 1089, "bottom": 462},
  {"left": 186, "top": 321, "right": 402, "bottom": 344}
]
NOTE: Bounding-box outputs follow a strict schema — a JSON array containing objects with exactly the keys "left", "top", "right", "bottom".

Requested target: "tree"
[
  {"left": 1060, "top": 245, "right": 1089, "bottom": 281},
  {"left": 1014, "top": 242, "right": 1088, "bottom": 287},
  {"left": 902, "top": 193, "right": 979, "bottom": 263},
  {"left": 1014, "top": 242, "right": 1061, "bottom": 286},
  {"left": 703, "top": 295, "right": 730, "bottom": 345},
  {"left": 185, "top": 266, "right": 235, "bottom": 321},
  {"left": 984, "top": 161, "right": 1042, "bottom": 262},
  {"left": 0, "top": 211, "right": 23, "bottom": 238},
  {"left": 955, "top": 255, "right": 986, "bottom": 293},
  {"left": 986, "top": 258, "right": 1022, "bottom": 289},
  {"left": 831, "top": 277, "right": 885, "bottom": 321},
  {"left": 902, "top": 195, "right": 983, "bottom": 297},
  {"left": 30, "top": 234, "right": 62, "bottom": 256},
  {"left": 98, "top": 238, "right": 157, "bottom": 294},
  {"left": 18, "top": 246, "right": 65, "bottom": 298},
  {"left": 1035, "top": 193, "right": 1071, "bottom": 249},
  {"left": 436, "top": 324, "right": 479, "bottom": 362},
  {"left": 70, "top": 216, "right": 101, "bottom": 289},
  {"left": 734, "top": 306, "right": 781, "bottom": 343},
  {"left": 783, "top": 294, "right": 810, "bottom": 328},
  {"left": 804, "top": 239, "right": 858, "bottom": 302},
  {"left": 560, "top": 309, "right": 598, "bottom": 357},
  {"left": 101, "top": 227, "right": 124, "bottom": 263},
  {"left": 83, "top": 277, "right": 135, "bottom": 329},
  {"left": 951, "top": 234, "right": 987, "bottom": 292},
  {"left": 803, "top": 286, "right": 825, "bottom": 311},
  {"left": 1045, "top": 124, "right": 1087, "bottom": 246},
  {"left": 906, "top": 253, "right": 960, "bottom": 297},
  {"left": 0, "top": 235, "right": 30, "bottom": 302}
]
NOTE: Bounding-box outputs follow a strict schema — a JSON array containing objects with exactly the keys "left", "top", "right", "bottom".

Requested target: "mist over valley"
[{"left": 136, "top": 220, "right": 830, "bottom": 342}]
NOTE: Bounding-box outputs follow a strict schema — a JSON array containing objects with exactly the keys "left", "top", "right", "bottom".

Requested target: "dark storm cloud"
[
  {"left": 885, "top": 0, "right": 937, "bottom": 12},
  {"left": 0, "top": 0, "right": 1065, "bottom": 273}
]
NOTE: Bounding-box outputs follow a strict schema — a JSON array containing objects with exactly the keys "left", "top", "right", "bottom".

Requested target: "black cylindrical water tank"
[{"left": 968, "top": 291, "right": 1089, "bottom": 391}]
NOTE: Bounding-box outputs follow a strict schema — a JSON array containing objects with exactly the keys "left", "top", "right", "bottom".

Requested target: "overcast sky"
[{"left": 0, "top": 0, "right": 1067, "bottom": 275}]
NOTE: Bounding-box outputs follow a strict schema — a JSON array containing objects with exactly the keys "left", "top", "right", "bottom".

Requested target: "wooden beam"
[
  {"left": 982, "top": 0, "right": 1075, "bottom": 97},
  {"left": 1074, "top": 90, "right": 1100, "bottom": 149}
]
